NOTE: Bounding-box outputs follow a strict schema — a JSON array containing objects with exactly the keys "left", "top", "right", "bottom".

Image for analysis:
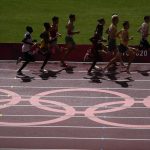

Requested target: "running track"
[{"left": 0, "top": 61, "right": 150, "bottom": 150}]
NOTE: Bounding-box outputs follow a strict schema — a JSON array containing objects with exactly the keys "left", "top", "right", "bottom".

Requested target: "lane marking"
[
  {"left": 1, "top": 114, "right": 150, "bottom": 119},
  {"left": 0, "top": 94, "right": 146, "bottom": 100},
  {"left": 0, "top": 77, "right": 150, "bottom": 82},
  {"left": 0, "top": 125, "right": 149, "bottom": 129},
  {"left": 0, "top": 60, "right": 150, "bottom": 65},
  {"left": 0, "top": 103, "right": 148, "bottom": 109},
  {"left": 0, "top": 68, "right": 150, "bottom": 74},
  {"left": 0, "top": 136, "right": 150, "bottom": 141},
  {"left": 0, "top": 85, "right": 149, "bottom": 90}
]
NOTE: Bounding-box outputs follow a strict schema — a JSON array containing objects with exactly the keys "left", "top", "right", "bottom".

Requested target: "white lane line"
[
  {"left": 0, "top": 68, "right": 150, "bottom": 74},
  {"left": 0, "top": 94, "right": 145, "bottom": 101},
  {"left": 0, "top": 104, "right": 148, "bottom": 109},
  {"left": 0, "top": 77, "right": 150, "bottom": 82},
  {"left": 0, "top": 125, "right": 149, "bottom": 129},
  {"left": 0, "top": 94, "right": 145, "bottom": 100},
  {"left": 0, "top": 85, "right": 149, "bottom": 90},
  {"left": 1, "top": 114, "right": 150, "bottom": 119},
  {"left": 0, "top": 95, "right": 128, "bottom": 99},
  {"left": 0, "top": 136, "right": 150, "bottom": 141}
]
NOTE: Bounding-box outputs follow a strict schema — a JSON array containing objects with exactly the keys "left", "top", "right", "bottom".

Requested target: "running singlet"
[
  {"left": 67, "top": 21, "right": 74, "bottom": 37},
  {"left": 50, "top": 24, "right": 58, "bottom": 40},
  {"left": 108, "top": 24, "right": 117, "bottom": 40},
  {"left": 40, "top": 31, "right": 50, "bottom": 49},
  {"left": 22, "top": 32, "right": 32, "bottom": 52},
  {"left": 140, "top": 22, "right": 149, "bottom": 39}
]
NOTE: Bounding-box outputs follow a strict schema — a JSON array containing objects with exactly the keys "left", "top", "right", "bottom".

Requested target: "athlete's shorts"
[
  {"left": 139, "top": 38, "right": 150, "bottom": 50},
  {"left": 50, "top": 39, "right": 57, "bottom": 46},
  {"left": 22, "top": 52, "right": 35, "bottom": 62},
  {"left": 108, "top": 39, "right": 117, "bottom": 52},
  {"left": 39, "top": 47, "right": 50, "bottom": 56},
  {"left": 118, "top": 44, "right": 128, "bottom": 53},
  {"left": 65, "top": 36, "right": 76, "bottom": 46}
]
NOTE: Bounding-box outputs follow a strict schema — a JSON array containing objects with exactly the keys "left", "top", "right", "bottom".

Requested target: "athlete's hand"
[
  {"left": 57, "top": 33, "right": 62, "bottom": 37},
  {"left": 129, "top": 36, "right": 134, "bottom": 40},
  {"left": 76, "top": 31, "right": 80, "bottom": 34}
]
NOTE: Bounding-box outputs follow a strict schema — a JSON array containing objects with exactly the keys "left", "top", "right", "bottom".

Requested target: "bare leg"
[
  {"left": 17, "top": 61, "right": 29, "bottom": 74},
  {"left": 61, "top": 43, "right": 74, "bottom": 66},
  {"left": 40, "top": 52, "right": 51, "bottom": 70},
  {"left": 103, "top": 52, "right": 121, "bottom": 71},
  {"left": 125, "top": 48, "right": 136, "bottom": 74}
]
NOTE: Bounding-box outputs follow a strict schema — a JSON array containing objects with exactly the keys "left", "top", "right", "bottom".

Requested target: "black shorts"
[
  {"left": 118, "top": 44, "right": 128, "bottom": 53},
  {"left": 22, "top": 52, "right": 35, "bottom": 62},
  {"left": 108, "top": 39, "right": 117, "bottom": 52},
  {"left": 39, "top": 47, "right": 51, "bottom": 56},
  {"left": 94, "top": 43, "right": 103, "bottom": 51},
  {"left": 139, "top": 39, "right": 150, "bottom": 50}
]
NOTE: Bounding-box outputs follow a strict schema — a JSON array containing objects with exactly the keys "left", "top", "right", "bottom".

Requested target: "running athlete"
[
  {"left": 103, "top": 15, "right": 124, "bottom": 72},
  {"left": 49, "top": 16, "right": 61, "bottom": 54},
  {"left": 138, "top": 16, "right": 150, "bottom": 50},
  {"left": 87, "top": 18, "right": 107, "bottom": 74},
  {"left": 60, "top": 14, "right": 80, "bottom": 67},
  {"left": 117, "top": 21, "right": 137, "bottom": 74},
  {"left": 107, "top": 14, "right": 119, "bottom": 54},
  {"left": 104, "top": 21, "right": 137, "bottom": 74},
  {"left": 39, "top": 22, "right": 52, "bottom": 72},
  {"left": 17, "top": 26, "right": 35, "bottom": 75}
]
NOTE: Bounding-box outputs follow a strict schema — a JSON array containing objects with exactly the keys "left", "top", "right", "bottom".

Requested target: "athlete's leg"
[
  {"left": 17, "top": 61, "right": 29, "bottom": 75},
  {"left": 40, "top": 52, "right": 51, "bottom": 71},
  {"left": 125, "top": 47, "right": 136, "bottom": 74}
]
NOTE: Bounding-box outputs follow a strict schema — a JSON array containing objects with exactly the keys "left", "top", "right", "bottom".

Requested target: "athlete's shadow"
[
  {"left": 104, "top": 71, "right": 119, "bottom": 81},
  {"left": 39, "top": 69, "right": 64, "bottom": 80},
  {"left": 136, "top": 69, "right": 150, "bottom": 76},
  {"left": 85, "top": 71, "right": 106, "bottom": 83},
  {"left": 98, "top": 63, "right": 120, "bottom": 81},
  {"left": 115, "top": 77, "right": 134, "bottom": 88},
  {"left": 17, "top": 74, "right": 35, "bottom": 82},
  {"left": 85, "top": 68, "right": 119, "bottom": 83},
  {"left": 64, "top": 66, "right": 76, "bottom": 74},
  {"left": 89, "top": 75, "right": 102, "bottom": 83}
]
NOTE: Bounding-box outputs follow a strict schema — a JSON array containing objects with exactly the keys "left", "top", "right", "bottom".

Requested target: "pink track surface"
[{"left": 0, "top": 61, "right": 150, "bottom": 150}]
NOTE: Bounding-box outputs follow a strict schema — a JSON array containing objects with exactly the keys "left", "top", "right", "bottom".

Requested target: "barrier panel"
[{"left": 0, "top": 43, "right": 149, "bottom": 63}]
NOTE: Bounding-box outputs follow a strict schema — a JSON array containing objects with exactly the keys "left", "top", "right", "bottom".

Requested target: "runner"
[
  {"left": 49, "top": 16, "right": 61, "bottom": 54},
  {"left": 60, "top": 14, "right": 80, "bottom": 67},
  {"left": 39, "top": 22, "right": 52, "bottom": 72},
  {"left": 103, "top": 15, "right": 125, "bottom": 72},
  {"left": 16, "top": 26, "right": 35, "bottom": 75},
  {"left": 106, "top": 14, "right": 124, "bottom": 67},
  {"left": 138, "top": 16, "right": 150, "bottom": 51},
  {"left": 118, "top": 21, "right": 137, "bottom": 74},
  {"left": 107, "top": 14, "right": 119, "bottom": 54},
  {"left": 104, "top": 21, "right": 137, "bottom": 74},
  {"left": 87, "top": 18, "right": 107, "bottom": 74}
]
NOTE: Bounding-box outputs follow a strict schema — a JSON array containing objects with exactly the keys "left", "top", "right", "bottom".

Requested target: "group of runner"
[
  {"left": 17, "top": 14, "right": 80, "bottom": 75},
  {"left": 87, "top": 14, "right": 150, "bottom": 74},
  {"left": 16, "top": 14, "right": 150, "bottom": 75}
]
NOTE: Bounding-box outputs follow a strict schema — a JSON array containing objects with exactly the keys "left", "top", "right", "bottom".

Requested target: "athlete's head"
[
  {"left": 26, "top": 26, "right": 33, "bottom": 33},
  {"left": 44, "top": 22, "right": 50, "bottom": 31},
  {"left": 144, "top": 16, "right": 150, "bottom": 23},
  {"left": 52, "top": 16, "right": 59, "bottom": 24},
  {"left": 69, "top": 14, "right": 76, "bottom": 22},
  {"left": 98, "top": 18, "right": 105, "bottom": 25},
  {"left": 123, "top": 21, "right": 129, "bottom": 30},
  {"left": 112, "top": 14, "right": 119, "bottom": 25}
]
